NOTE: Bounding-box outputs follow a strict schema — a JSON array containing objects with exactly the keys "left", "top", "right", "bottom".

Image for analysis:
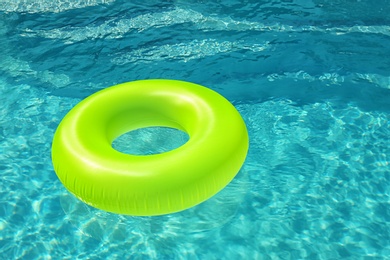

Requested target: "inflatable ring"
[{"left": 52, "top": 79, "right": 248, "bottom": 216}]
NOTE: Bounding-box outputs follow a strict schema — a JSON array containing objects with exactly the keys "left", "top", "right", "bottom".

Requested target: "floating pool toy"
[{"left": 51, "top": 79, "right": 249, "bottom": 216}]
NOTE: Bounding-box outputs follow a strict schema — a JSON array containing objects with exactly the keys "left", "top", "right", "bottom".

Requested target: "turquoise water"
[{"left": 1, "top": 0, "right": 390, "bottom": 259}]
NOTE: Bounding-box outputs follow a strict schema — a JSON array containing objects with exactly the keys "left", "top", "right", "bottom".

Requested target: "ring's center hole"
[{"left": 112, "top": 127, "right": 189, "bottom": 155}]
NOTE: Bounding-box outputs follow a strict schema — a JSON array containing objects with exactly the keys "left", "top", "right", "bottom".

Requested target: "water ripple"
[
  {"left": 0, "top": 0, "right": 114, "bottom": 13},
  {"left": 19, "top": 7, "right": 390, "bottom": 44}
]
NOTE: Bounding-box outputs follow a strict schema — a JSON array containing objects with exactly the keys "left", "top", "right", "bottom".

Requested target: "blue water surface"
[{"left": 1, "top": 0, "right": 390, "bottom": 259}]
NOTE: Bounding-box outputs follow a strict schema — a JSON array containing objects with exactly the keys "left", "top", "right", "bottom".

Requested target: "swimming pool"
[{"left": 1, "top": 0, "right": 390, "bottom": 259}]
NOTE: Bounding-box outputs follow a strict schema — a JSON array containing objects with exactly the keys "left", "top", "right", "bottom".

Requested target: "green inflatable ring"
[{"left": 52, "top": 79, "right": 248, "bottom": 216}]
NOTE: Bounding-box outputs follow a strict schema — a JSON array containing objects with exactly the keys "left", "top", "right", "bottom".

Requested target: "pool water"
[{"left": 1, "top": 0, "right": 390, "bottom": 259}]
